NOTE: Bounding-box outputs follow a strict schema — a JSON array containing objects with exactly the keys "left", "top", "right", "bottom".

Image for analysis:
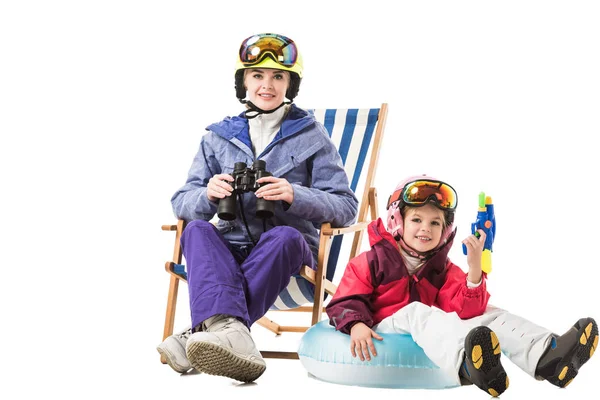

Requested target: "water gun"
[{"left": 462, "top": 192, "right": 495, "bottom": 274}]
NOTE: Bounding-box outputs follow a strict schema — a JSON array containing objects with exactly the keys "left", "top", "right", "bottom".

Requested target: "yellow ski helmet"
[{"left": 234, "top": 33, "right": 303, "bottom": 102}]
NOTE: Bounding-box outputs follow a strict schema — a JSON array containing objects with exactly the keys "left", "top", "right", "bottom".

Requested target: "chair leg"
[
  {"left": 256, "top": 316, "right": 282, "bottom": 335},
  {"left": 312, "top": 231, "right": 332, "bottom": 325},
  {"left": 160, "top": 220, "right": 186, "bottom": 364},
  {"left": 160, "top": 272, "right": 180, "bottom": 364},
  {"left": 260, "top": 351, "right": 300, "bottom": 360}
]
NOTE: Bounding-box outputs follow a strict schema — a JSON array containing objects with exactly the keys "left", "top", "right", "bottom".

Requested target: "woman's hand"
[
  {"left": 462, "top": 229, "right": 486, "bottom": 284},
  {"left": 255, "top": 176, "right": 294, "bottom": 204},
  {"left": 207, "top": 173, "right": 234, "bottom": 202},
  {"left": 349, "top": 322, "right": 383, "bottom": 361}
]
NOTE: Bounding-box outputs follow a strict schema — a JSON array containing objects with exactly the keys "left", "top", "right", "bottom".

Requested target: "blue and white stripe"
[{"left": 270, "top": 107, "right": 380, "bottom": 310}]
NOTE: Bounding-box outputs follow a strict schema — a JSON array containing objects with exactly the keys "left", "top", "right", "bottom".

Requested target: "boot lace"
[
  {"left": 177, "top": 328, "right": 192, "bottom": 340},
  {"left": 206, "top": 316, "right": 240, "bottom": 332}
]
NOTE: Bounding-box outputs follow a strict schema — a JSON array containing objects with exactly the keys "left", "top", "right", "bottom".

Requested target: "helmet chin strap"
[
  {"left": 240, "top": 99, "right": 290, "bottom": 119},
  {"left": 397, "top": 237, "right": 428, "bottom": 260}
]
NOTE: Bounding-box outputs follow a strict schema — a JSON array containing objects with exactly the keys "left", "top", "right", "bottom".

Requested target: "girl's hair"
[{"left": 401, "top": 205, "right": 453, "bottom": 230}]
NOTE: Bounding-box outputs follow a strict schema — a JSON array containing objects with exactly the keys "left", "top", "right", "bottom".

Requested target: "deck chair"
[{"left": 160, "top": 103, "right": 388, "bottom": 361}]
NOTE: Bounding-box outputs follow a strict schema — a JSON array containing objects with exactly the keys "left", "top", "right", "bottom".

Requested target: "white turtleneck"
[
  {"left": 248, "top": 104, "right": 290, "bottom": 156},
  {"left": 399, "top": 247, "right": 424, "bottom": 276},
  {"left": 398, "top": 243, "right": 482, "bottom": 287}
]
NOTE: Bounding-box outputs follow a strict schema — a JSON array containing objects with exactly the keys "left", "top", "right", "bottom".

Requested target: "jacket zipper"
[{"left": 408, "top": 274, "right": 419, "bottom": 292}]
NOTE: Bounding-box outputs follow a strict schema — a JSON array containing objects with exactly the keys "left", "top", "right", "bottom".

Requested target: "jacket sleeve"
[
  {"left": 170, "top": 135, "right": 220, "bottom": 222},
  {"left": 435, "top": 262, "right": 490, "bottom": 319},
  {"left": 326, "top": 253, "right": 375, "bottom": 334},
  {"left": 285, "top": 131, "right": 358, "bottom": 228}
]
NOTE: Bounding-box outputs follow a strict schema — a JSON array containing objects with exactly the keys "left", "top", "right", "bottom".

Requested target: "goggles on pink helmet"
[{"left": 386, "top": 175, "right": 457, "bottom": 246}]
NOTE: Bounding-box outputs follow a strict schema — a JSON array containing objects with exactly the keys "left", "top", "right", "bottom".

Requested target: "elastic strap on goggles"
[
  {"left": 239, "top": 33, "right": 298, "bottom": 68},
  {"left": 386, "top": 180, "right": 458, "bottom": 210}
]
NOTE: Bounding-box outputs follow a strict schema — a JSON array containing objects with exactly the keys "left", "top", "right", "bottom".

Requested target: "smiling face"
[
  {"left": 402, "top": 204, "right": 445, "bottom": 253},
  {"left": 243, "top": 68, "right": 290, "bottom": 111}
]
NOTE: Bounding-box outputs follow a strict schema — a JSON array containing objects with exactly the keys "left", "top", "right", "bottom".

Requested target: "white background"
[{"left": 1, "top": 1, "right": 598, "bottom": 399}]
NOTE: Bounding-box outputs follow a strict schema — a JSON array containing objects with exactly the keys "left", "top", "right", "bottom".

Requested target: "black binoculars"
[{"left": 217, "top": 160, "right": 275, "bottom": 221}]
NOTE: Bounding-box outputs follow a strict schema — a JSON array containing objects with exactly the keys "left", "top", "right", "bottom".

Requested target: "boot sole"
[
  {"left": 186, "top": 341, "right": 266, "bottom": 383},
  {"left": 546, "top": 319, "right": 598, "bottom": 388},
  {"left": 465, "top": 326, "right": 509, "bottom": 397}
]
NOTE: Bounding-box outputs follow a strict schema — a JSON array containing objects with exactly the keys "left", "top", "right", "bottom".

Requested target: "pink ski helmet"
[{"left": 386, "top": 175, "right": 457, "bottom": 253}]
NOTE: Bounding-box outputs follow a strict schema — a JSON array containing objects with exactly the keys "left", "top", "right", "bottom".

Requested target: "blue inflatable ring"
[{"left": 298, "top": 320, "right": 460, "bottom": 389}]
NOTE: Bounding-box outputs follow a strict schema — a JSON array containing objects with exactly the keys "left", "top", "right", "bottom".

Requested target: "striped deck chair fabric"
[{"left": 270, "top": 107, "right": 381, "bottom": 310}]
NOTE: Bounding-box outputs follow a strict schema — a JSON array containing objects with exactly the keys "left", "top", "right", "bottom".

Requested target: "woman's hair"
[{"left": 243, "top": 68, "right": 291, "bottom": 81}]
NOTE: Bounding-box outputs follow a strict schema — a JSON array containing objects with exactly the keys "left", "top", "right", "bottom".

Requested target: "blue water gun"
[{"left": 462, "top": 192, "right": 495, "bottom": 274}]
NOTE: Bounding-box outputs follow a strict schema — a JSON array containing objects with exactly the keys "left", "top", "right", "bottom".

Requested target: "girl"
[{"left": 327, "top": 175, "right": 597, "bottom": 396}]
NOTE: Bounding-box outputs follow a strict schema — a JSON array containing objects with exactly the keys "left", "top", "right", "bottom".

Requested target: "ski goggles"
[
  {"left": 239, "top": 33, "right": 298, "bottom": 68},
  {"left": 387, "top": 179, "right": 458, "bottom": 210}
]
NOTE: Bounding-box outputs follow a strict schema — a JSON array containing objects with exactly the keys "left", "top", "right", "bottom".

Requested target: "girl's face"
[
  {"left": 402, "top": 204, "right": 445, "bottom": 253},
  {"left": 244, "top": 68, "right": 290, "bottom": 111}
]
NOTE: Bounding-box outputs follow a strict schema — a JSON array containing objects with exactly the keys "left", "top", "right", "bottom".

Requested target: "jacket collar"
[
  {"left": 368, "top": 217, "right": 456, "bottom": 277},
  {"left": 206, "top": 104, "right": 315, "bottom": 145}
]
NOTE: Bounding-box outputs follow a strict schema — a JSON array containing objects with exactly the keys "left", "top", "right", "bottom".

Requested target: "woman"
[{"left": 158, "top": 33, "right": 358, "bottom": 382}]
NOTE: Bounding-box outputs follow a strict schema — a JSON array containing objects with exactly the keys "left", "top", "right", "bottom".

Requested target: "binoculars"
[{"left": 217, "top": 160, "right": 275, "bottom": 221}]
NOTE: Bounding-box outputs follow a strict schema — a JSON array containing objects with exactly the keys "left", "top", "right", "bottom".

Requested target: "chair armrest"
[
  {"left": 321, "top": 222, "right": 370, "bottom": 237},
  {"left": 165, "top": 262, "right": 188, "bottom": 282},
  {"left": 300, "top": 266, "right": 337, "bottom": 296},
  {"left": 162, "top": 224, "right": 178, "bottom": 231}
]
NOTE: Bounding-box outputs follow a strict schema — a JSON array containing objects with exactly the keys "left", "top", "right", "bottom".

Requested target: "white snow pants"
[{"left": 374, "top": 302, "right": 553, "bottom": 385}]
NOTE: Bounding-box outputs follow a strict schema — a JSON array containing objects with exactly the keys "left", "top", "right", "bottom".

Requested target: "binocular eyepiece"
[{"left": 217, "top": 160, "right": 275, "bottom": 221}]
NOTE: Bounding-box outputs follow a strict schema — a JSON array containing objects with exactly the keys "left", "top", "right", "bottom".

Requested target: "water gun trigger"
[{"left": 473, "top": 225, "right": 482, "bottom": 239}]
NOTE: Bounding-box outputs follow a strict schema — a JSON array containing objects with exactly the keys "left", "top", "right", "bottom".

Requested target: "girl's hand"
[
  {"left": 207, "top": 173, "right": 234, "bottom": 202},
  {"left": 255, "top": 176, "right": 294, "bottom": 204},
  {"left": 462, "top": 229, "right": 486, "bottom": 283},
  {"left": 349, "top": 322, "right": 383, "bottom": 361}
]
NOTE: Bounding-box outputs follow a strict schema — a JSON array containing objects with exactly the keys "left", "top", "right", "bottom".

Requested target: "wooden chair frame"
[{"left": 160, "top": 103, "right": 388, "bottom": 361}]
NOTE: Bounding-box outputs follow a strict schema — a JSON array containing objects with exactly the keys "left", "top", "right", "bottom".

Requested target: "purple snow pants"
[{"left": 181, "top": 220, "right": 315, "bottom": 330}]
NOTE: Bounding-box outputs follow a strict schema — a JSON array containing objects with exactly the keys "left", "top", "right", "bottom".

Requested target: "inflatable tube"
[{"left": 298, "top": 320, "right": 460, "bottom": 389}]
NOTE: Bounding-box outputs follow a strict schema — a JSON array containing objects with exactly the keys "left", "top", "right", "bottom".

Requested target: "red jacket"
[{"left": 326, "top": 218, "right": 490, "bottom": 334}]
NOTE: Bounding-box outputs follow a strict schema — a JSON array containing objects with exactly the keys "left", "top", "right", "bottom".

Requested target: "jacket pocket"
[
  {"left": 220, "top": 150, "right": 252, "bottom": 175},
  {"left": 271, "top": 137, "right": 324, "bottom": 177}
]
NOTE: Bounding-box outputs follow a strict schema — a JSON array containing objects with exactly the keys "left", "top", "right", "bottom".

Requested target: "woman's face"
[
  {"left": 402, "top": 204, "right": 445, "bottom": 253},
  {"left": 244, "top": 68, "right": 290, "bottom": 111}
]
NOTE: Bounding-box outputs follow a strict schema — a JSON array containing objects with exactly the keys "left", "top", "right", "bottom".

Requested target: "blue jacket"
[{"left": 171, "top": 104, "right": 359, "bottom": 260}]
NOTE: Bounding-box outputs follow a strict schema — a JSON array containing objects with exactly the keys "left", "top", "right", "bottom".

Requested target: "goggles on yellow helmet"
[
  {"left": 239, "top": 33, "right": 298, "bottom": 69},
  {"left": 387, "top": 179, "right": 458, "bottom": 211}
]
